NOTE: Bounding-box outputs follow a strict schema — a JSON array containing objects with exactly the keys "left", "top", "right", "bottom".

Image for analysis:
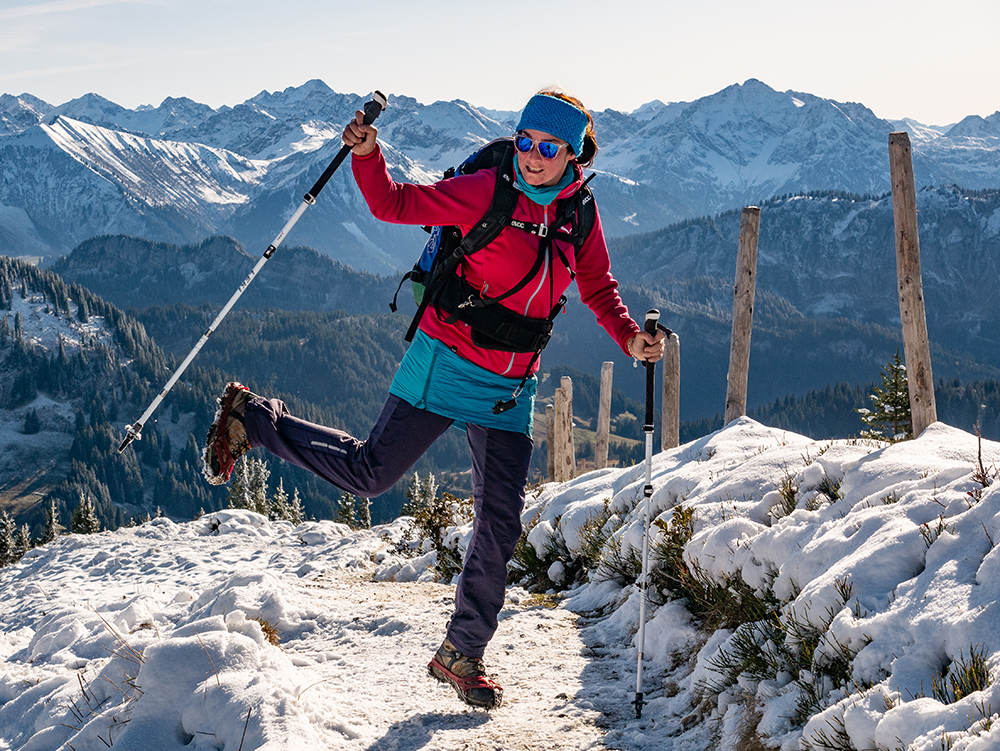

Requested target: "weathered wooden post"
[
  {"left": 595, "top": 361, "right": 613, "bottom": 469},
  {"left": 553, "top": 387, "right": 566, "bottom": 482},
  {"left": 546, "top": 403, "right": 556, "bottom": 481},
  {"left": 725, "top": 207, "right": 761, "bottom": 424},
  {"left": 560, "top": 376, "right": 576, "bottom": 481},
  {"left": 888, "top": 132, "right": 937, "bottom": 435},
  {"left": 661, "top": 331, "right": 680, "bottom": 450}
]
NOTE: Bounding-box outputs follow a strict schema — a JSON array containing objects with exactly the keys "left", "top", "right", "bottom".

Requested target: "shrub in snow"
[
  {"left": 394, "top": 472, "right": 473, "bottom": 582},
  {"left": 508, "top": 495, "right": 644, "bottom": 593},
  {"left": 508, "top": 512, "right": 583, "bottom": 592},
  {"left": 931, "top": 644, "right": 992, "bottom": 705}
]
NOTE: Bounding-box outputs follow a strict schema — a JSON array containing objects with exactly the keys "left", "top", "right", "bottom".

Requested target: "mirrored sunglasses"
[{"left": 514, "top": 132, "right": 569, "bottom": 160}]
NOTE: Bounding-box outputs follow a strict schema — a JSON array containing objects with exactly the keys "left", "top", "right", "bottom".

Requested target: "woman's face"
[{"left": 515, "top": 129, "right": 574, "bottom": 188}]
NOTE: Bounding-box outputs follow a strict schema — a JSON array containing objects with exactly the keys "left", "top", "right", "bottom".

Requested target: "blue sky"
[{"left": 1, "top": 0, "right": 998, "bottom": 126}]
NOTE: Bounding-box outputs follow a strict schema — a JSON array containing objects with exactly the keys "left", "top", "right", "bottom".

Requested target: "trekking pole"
[
  {"left": 117, "top": 90, "right": 388, "bottom": 453},
  {"left": 633, "top": 308, "right": 659, "bottom": 719}
]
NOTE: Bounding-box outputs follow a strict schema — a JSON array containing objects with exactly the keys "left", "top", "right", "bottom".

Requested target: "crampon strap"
[
  {"left": 212, "top": 393, "right": 240, "bottom": 481},
  {"left": 428, "top": 656, "right": 503, "bottom": 695}
]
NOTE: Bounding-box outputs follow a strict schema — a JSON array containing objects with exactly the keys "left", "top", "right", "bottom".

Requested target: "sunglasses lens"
[
  {"left": 537, "top": 141, "right": 559, "bottom": 159},
  {"left": 514, "top": 133, "right": 564, "bottom": 159}
]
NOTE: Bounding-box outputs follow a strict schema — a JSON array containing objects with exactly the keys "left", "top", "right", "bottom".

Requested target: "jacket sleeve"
[
  {"left": 351, "top": 144, "right": 495, "bottom": 227},
  {"left": 573, "top": 205, "right": 641, "bottom": 356}
]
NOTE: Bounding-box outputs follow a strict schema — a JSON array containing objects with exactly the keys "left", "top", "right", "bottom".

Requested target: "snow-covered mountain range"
[{"left": 2, "top": 79, "right": 999, "bottom": 273}]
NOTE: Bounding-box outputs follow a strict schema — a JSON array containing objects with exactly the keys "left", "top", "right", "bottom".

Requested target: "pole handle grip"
[
  {"left": 644, "top": 309, "right": 660, "bottom": 337},
  {"left": 644, "top": 309, "right": 659, "bottom": 427},
  {"left": 306, "top": 90, "right": 388, "bottom": 200},
  {"left": 362, "top": 90, "right": 388, "bottom": 124}
]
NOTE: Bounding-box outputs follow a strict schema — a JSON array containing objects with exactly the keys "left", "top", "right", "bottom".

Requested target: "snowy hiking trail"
[
  {"left": 0, "top": 513, "right": 629, "bottom": 751},
  {"left": 287, "top": 572, "right": 607, "bottom": 750},
  {"left": 10, "top": 419, "right": 1000, "bottom": 750}
]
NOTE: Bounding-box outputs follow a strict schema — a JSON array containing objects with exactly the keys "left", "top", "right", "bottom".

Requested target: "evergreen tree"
[
  {"left": 289, "top": 487, "right": 305, "bottom": 526},
  {"left": 227, "top": 459, "right": 252, "bottom": 510},
  {"left": 271, "top": 477, "right": 291, "bottom": 521},
  {"left": 15, "top": 524, "right": 32, "bottom": 560},
  {"left": 71, "top": 492, "right": 102, "bottom": 534},
  {"left": 336, "top": 492, "right": 356, "bottom": 528},
  {"left": 0, "top": 509, "right": 15, "bottom": 566},
  {"left": 357, "top": 496, "right": 371, "bottom": 530},
  {"left": 248, "top": 457, "right": 270, "bottom": 516},
  {"left": 403, "top": 473, "right": 421, "bottom": 516},
  {"left": 857, "top": 349, "right": 913, "bottom": 441},
  {"left": 403, "top": 472, "right": 437, "bottom": 517},
  {"left": 42, "top": 499, "right": 60, "bottom": 543},
  {"left": 23, "top": 409, "right": 41, "bottom": 435}
]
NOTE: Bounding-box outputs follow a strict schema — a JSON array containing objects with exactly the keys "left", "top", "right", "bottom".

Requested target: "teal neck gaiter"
[{"left": 513, "top": 159, "right": 575, "bottom": 206}]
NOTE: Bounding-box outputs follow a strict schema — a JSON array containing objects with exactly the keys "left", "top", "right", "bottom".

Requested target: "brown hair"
[{"left": 537, "top": 89, "right": 599, "bottom": 168}]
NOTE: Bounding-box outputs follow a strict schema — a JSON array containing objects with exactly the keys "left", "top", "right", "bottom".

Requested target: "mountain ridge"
[{"left": 2, "top": 79, "right": 999, "bottom": 271}]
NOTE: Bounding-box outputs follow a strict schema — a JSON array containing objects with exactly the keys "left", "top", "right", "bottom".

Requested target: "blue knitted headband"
[{"left": 515, "top": 95, "right": 588, "bottom": 157}]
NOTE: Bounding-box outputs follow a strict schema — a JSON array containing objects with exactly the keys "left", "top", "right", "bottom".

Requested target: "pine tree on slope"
[
  {"left": 0, "top": 510, "right": 15, "bottom": 566},
  {"left": 248, "top": 458, "right": 270, "bottom": 516},
  {"left": 71, "top": 493, "right": 101, "bottom": 534},
  {"left": 857, "top": 349, "right": 913, "bottom": 442},
  {"left": 227, "top": 460, "right": 252, "bottom": 510},
  {"left": 357, "top": 496, "right": 371, "bottom": 530},
  {"left": 15, "top": 524, "right": 32, "bottom": 559},
  {"left": 289, "top": 488, "right": 305, "bottom": 526},
  {"left": 336, "top": 492, "right": 356, "bottom": 528},
  {"left": 42, "top": 499, "right": 60, "bottom": 543},
  {"left": 271, "top": 477, "right": 291, "bottom": 521}
]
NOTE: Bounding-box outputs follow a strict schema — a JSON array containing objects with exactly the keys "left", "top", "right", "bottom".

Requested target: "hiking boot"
[
  {"left": 428, "top": 639, "right": 503, "bottom": 710},
  {"left": 203, "top": 382, "right": 253, "bottom": 485}
]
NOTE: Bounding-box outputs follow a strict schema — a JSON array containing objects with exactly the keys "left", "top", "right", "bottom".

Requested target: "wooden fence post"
[
  {"left": 889, "top": 132, "right": 937, "bottom": 435},
  {"left": 546, "top": 403, "right": 555, "bottom": 482},
  {"left": 553, "top": 387, "right": 565, "bottom": 482},
  {"left": 595, "top": 361, "right": 613, "bottom": 469},
  {"left": 560, "top": 376, "right": 576, "bottom": 481},
  {"left": 661, "top": 331, "right": 680, "bottom": 450},
  {"left": 725, "top": 207, "right": 761, "bottom": 424}
]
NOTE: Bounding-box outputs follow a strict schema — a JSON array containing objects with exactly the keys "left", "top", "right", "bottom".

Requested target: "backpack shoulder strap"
[
  {"left": 548, "top": 174, "right": 597, "bottom": 279},
  {"left": 451, "top": 142, "right": 518, "bottom": 262},
  {"left": 403, "top": 142, "right": 518, "bottom": 342}
]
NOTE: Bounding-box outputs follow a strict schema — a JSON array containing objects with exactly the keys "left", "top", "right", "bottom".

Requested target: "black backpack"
[{"left": 390, "top": 137, "right": 596, "bottom": 358}]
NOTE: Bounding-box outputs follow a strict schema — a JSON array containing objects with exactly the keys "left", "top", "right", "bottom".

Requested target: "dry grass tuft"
[{"left": 252, "top": 617, "right": 281, "bottom": 647}]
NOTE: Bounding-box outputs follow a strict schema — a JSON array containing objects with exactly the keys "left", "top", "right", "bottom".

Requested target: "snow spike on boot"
[
  {"left": 428, "top": 640, "right": 503, "bottom": 710},
  {"left": 203, "top": 382, "right": 252, "bottom": 485}
]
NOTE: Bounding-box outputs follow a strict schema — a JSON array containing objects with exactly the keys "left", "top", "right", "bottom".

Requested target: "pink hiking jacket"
[{"left": 352, "top": 144, "right": 640, "bottom": 378}]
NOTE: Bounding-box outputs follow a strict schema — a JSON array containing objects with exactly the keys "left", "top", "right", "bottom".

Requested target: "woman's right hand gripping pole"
[{"left": 343, "top": 110, "right": 378, "bottom": 157}]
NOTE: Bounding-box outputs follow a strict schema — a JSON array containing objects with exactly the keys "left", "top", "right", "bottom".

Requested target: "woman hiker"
[{"left": 202, "top": 89, "right": 666, "bottom": 710}]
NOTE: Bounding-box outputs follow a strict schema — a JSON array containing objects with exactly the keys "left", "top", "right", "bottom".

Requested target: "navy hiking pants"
[{"left": 244, "top": 394, "right": 533, "bottom": 659}]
